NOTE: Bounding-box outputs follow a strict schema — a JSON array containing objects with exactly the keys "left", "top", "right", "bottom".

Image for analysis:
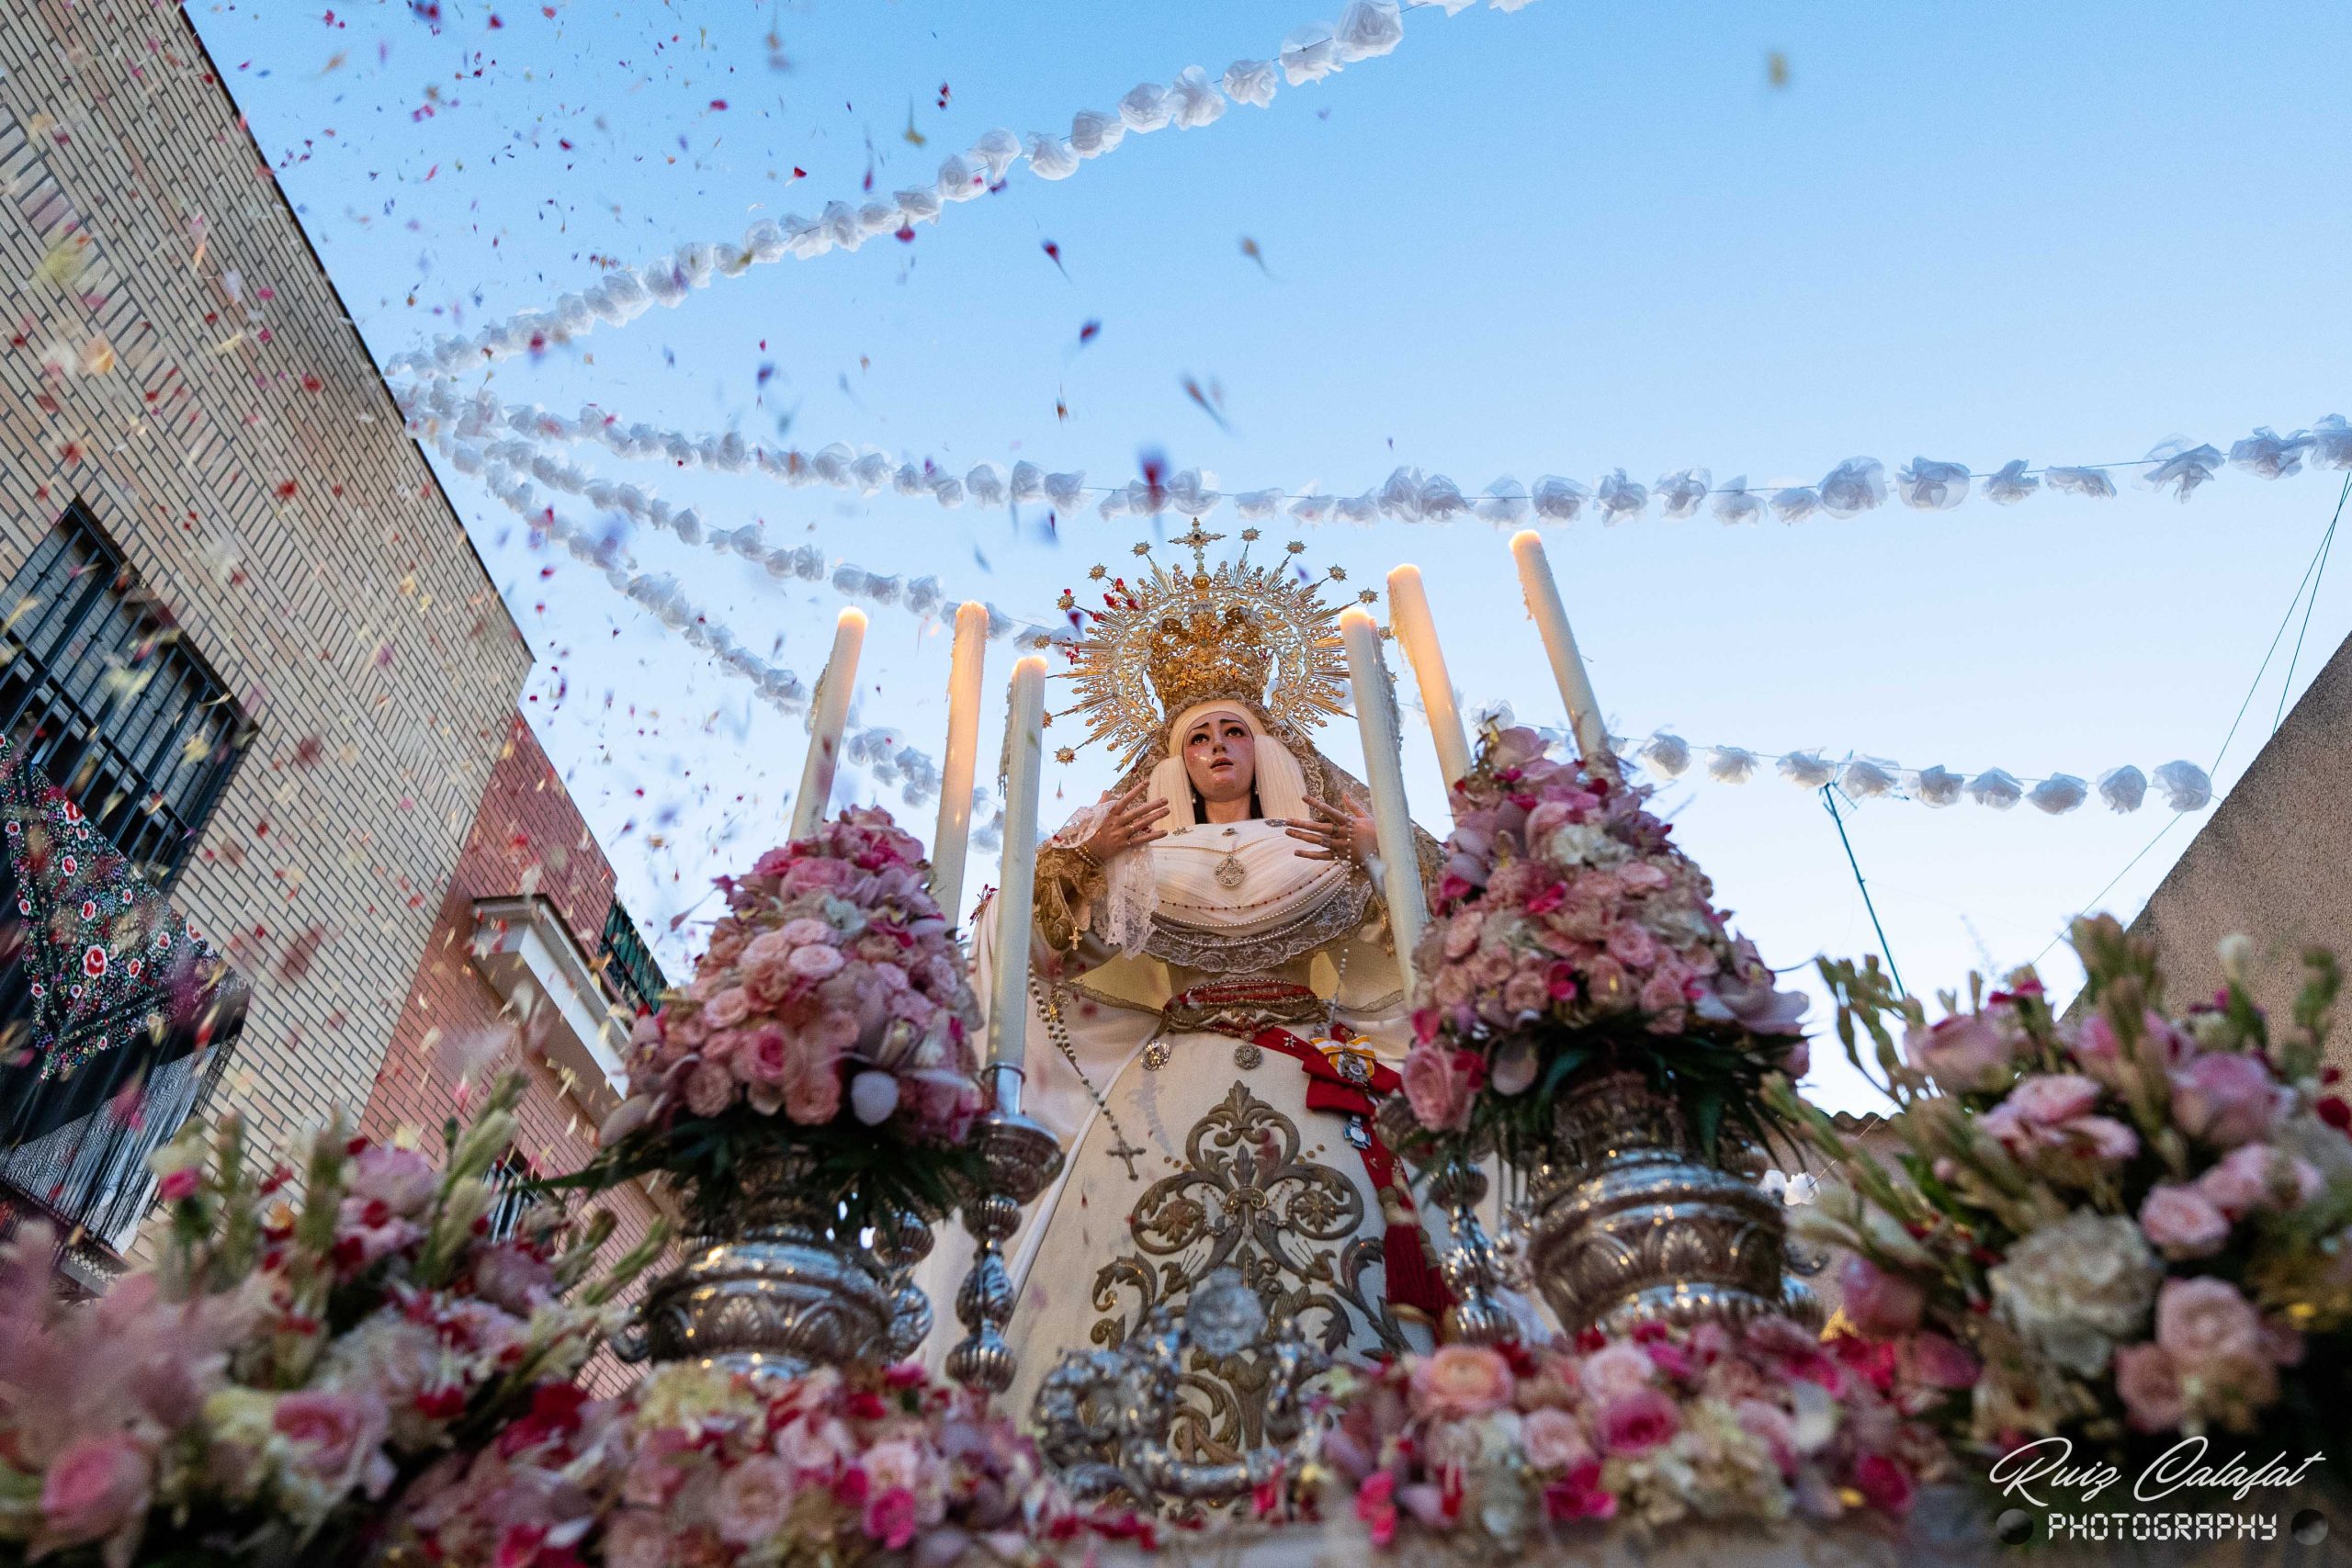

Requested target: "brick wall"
[
  {"left": 363, "top": 711, "right": 668, "bottom": 1365},
  {"left": 0, "top": 3, "right": 531, "bottom": 1158}
]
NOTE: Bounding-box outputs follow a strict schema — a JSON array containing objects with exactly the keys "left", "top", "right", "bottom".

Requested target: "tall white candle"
[
  {"left": 1340, "top": 607, "right": 1429, "bottom": 972},
  {"left": 985, "top": 655, "right": 1048, "bottom": 1071},
  {"left": 1385, "top": 564, "right": 1473, "bottom": 808},
  {"left": 1509, "top": 531, "right": 1617, "bottom": 776},
  {"left": 789, "top": 607, "right": 867, "bottom": 840},
  {"left": 929, "top": 602, "right": 990, "bottom": 926}
]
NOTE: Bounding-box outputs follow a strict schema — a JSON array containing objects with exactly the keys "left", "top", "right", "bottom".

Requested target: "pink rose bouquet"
[
  {"left": 580, "top": 807, "right": 985, "bottom": 1233},
  {"left": 1321, "top": 1318, "right": 1947, "bottom": 1544},
  {"left": 389, "top": 1360, "right": 1155, "bottom": 1568},
  {"left": 1781, "top": 915, "right": 2352, "bottom": 1466},
  {"left": 0, "top": 1077, "right": 662, "bottom": 1567},
  {"left": 1400, "top": 728, "right": 1808, "bottom": 1161}
]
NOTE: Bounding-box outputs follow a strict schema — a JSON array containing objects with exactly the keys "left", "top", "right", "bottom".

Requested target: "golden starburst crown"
[{"left": 1050, "top": 521, "right": 1374, "bottom": 769}]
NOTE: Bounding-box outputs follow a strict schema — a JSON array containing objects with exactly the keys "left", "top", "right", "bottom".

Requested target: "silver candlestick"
[
  {"left": 945, "top": 1063, "right": 1064, "bottom": 1392},
  {"left": 1429, "top": 1156, "right": 1514, "bottom": 1347}
]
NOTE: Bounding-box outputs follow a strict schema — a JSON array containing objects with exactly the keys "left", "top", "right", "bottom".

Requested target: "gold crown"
[
  {"left": 1146, "top": 598, "right": 1274, "bottom": 717},
  {"left": 1050, "top": 521, "right": 1370, "bottom": 770}
]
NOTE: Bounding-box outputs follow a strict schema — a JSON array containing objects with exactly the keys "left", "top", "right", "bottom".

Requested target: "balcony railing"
[{"left": 597, "top": 898, "right": 667, "bottom": 1017}]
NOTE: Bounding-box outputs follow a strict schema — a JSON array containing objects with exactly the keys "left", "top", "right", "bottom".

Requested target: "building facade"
[
  {"left": 363, "top": 713, "right": 668, "bottom": 1274},
  {"left": 0, "top": 3, "right": 650, "bottom": 1270},
  {"left": 2132, "top": 628, "right": 2352, "bottom": 1077}
]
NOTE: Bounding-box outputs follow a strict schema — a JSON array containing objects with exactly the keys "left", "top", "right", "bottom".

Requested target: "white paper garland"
[
  {"left": 409, "top": 400, "right": 1064, "bottom": 648},
  {"left": 421, "top": 382, "right": 2352, "bottom": 531},
  {"left": 1617, "top": 729, "right": 2212, "bottom": 815},
  {"left": 384, "top": 0, "right": 1529, "bottom": 384},
  {"left": 1468, "top": 706, "right": 2215, "bottom": 817},
  {"left": 435, "top": 441, "right": 988, "bottom": 813}
]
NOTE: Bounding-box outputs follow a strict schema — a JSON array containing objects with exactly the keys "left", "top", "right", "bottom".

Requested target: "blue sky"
[{"left": 192, "top": 0, "right": 2352, "bottom": 1111}]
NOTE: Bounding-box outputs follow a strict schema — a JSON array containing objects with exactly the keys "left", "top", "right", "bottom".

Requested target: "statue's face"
[{"left": 1181, "top": 708, "right": 1257, "bottom": 807}]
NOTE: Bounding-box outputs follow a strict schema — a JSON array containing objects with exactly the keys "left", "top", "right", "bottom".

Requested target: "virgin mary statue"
[{"left": 926, "top": 526, "right": 1450, "bottom": 1450}]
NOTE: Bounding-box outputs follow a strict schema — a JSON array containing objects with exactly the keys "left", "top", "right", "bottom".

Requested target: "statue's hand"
[
  {"left": 1079, "top": 779, "right": 1169, "bottom": 863},
  {"left": 1283, "top": 795, "right": 1375, "bottom": 867}
]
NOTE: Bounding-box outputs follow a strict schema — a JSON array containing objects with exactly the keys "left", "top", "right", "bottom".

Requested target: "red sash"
[{"left": 1250, "top": 1027, "right": 1452, "bottom": 1326}]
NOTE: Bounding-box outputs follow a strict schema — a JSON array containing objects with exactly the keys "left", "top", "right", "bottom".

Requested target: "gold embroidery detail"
[{"left": 1090, "top": 1082, "right": 1407, "bottom": 1468}]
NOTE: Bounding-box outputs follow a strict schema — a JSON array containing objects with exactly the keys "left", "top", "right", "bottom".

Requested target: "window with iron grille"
[
  {"left": 598, "top": 898, "right": 667, "bottom": 1016},
  {"left": 0, "top": 502, "right": 250, "bottom": 887},
  {"left": 484, "top": 1149, "right": 545, "bottom": 1243}
]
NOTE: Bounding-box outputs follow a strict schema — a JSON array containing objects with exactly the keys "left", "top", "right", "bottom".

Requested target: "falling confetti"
[
  {"left": 902, "top": 100, "right": 926, "bottom": 147},
  {"left": 1040, "top": 239, "right": 1068, "bottom": 278},
  {"left": 1768, "top": 51, "right": 1791, "bottom": 87},
  {"left": 1077, "top": 319, "right": 1101, "bottom": 347},
  {"left": 1239, "top": 236, "right": 1272, "bottom": 277},
  {"left": 1181, "top": 375, "right": 1232, "bottom": 434}
]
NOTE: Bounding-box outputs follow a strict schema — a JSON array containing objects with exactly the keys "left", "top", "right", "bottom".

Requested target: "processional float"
[{"left": 620, "top": 529, "right": 1814, "bottom": 1512}]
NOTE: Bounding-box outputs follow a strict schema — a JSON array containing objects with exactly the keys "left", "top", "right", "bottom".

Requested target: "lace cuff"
[{"left": 1034, "top": 842, "right": 1107, "bottom": 954}]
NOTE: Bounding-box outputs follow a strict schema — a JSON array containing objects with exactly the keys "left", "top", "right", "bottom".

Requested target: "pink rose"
[
  {"left": 1904, "top": 1012, "right": 2013, "bottom": 1094},
  {"left": 1596, "top": 1388, "right": 1679, "bottom": 1457},
  {"left": 1408, "top": 1345, "right": 1514, "bottom": 1419},
  {"left": 274, "top": 1389, "right": 390, "bottom": 1489},
  {"left": 1900, "top": 1332, "right": 1982, "bottom": 1392},
  {"left": 1520, "top": 1406, "right": 1592, "bottom": 1472},
  {"left": 1636, "top": 968, "right": 1687, "bottom": 1028},
  {"left": 1854, "top": 1453, "right": 1915, "bottom": 1516},
  {"left": 864, "top": 1486, "right": 921, "bottom": 1551},
  {"left": 1605, "top": 923, "right": 1657, "bottom": 971},
  {"left": 2113, "top": 1342, "right": 2186, "bottom": 1432},
  {"left": 1501, "top": 969, "right": 1551, "bottom": 1018},
  {"left": 2007, "top": 1074, "right": 2102, "bottom": 1126},
  {"left": 1541, "top": 1461, "right": 1617, "bottom": 1523},
  {"left": 348, "top": 1145, "right": 438, "bottom": 1217},
  {"left": 602, "top": 1509, "right": 673, "bottom": 1568},
  {"left": 1734, "top": 1399, "right": 1798, "bottom": 1475},
  {"left": 1577, "top": 1342, "right": 1655, "bottom": 1402},
  {"left": 2196, "top": 1143, "right": 2322, "bottom": 1219},
  {"left": 471, "top": 1242, "right": 559, "bottom": 1314},
  {"left": 2075, "top": 1009, "right": 2194, "bottom": 1081},
  {"left": 780, "top": 918, "right": 835, "bottom": 948},
  {"left": 684, "top": 1059, "right": 736, "bottom": 1119},
  {"left": 716, "top": 1455, "right": 796, "bottom": 1546},
  {"left": 703, "top": 986, "right": 752, "bottom": 1030},
  {"left": 2171, "top": 1052, "right": 2277, "bottom": 1146},
  {"left": 1442, "top": 911, "right": 1483, "bottom": 961},
  {"left": 789, "top": 943, "right": 846, "bottom": 980},
  {"left": 158, "top": 1167, "right": 201, "bottom": 1203},
  {"left": 1838, "top": 1254, "right": 1926, "bottom": 1337},
  {"left": 2139, "top": 1183, "right": 2230, "bottom": 1259},
  {"left": 2154, "top": 1276, "right": 2263, "bottom": 1372},
  {"left": 738, "top": 1026, "right": 790, "bottom": 1086},
  {"left": 781, "top": 1042, "right": 844, "bottom": 1124},
  {"left": 39, "top": 1435, "right": 151, "bottom": 1549},
  {"left": 1399, "top": 1045, "right": 1478, "bottom": 1134}
]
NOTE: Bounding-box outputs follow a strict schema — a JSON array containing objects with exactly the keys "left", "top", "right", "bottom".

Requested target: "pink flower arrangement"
[
  {"left": 1321, "top": 1318, "right": 1948, "bottom": 1543},
  {"left": 1788, "top": 916, "right": 2352, "bottom": 1463},
  {"left": 390, "top": 1360, "right": 1153, "bottom": 1568},
  {"left": 1400, "top": 728, "right": 1807, "bottom": 1153},
  {"left": 0, "top": 1077, "right": 662, "bottom": 1567},
  {"left": 592, "top": 808, "right": 987, "bottom": 1229},
  {"left": 606, "top": 808, "right": 981, "bottom": 1150},
  {"left": 616, "top": 818, "right": 983, "bottom": 1146}
]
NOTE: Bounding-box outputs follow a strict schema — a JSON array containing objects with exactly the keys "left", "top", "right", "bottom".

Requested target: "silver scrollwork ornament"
[
  {"left": 1033, "top": 1267, "right": 1329, "bottom": 1511},
  {"left": 1525, "top": 1067, "right": 1811, "bottom": 1333},
  {"left": 623, "top": 1145, "right": 930, "bottom": 1379}
]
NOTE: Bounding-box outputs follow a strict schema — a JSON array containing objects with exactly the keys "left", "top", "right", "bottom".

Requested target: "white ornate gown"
[{"left": 923, "top": 814, "right": 1449, "bottom": 1452}]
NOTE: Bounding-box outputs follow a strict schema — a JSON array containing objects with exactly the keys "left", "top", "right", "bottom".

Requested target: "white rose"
[{"left": 1988, "top": 1211, "right": 2159, "bottom": 1377}]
